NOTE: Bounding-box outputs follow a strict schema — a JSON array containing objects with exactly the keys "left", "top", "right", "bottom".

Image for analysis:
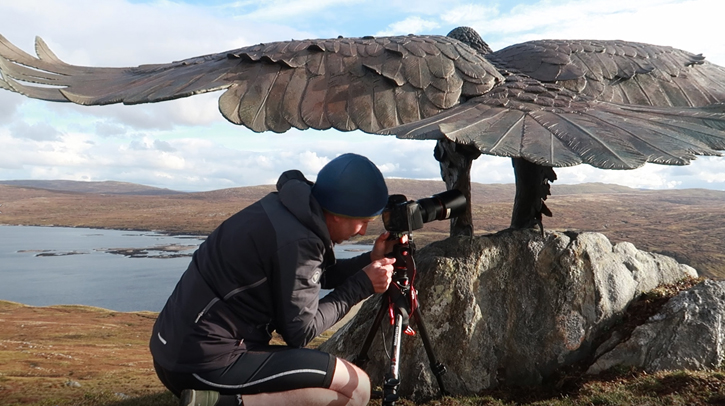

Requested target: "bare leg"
[{"left": 242, "top": 358, "right": 371, "bottom": 406}]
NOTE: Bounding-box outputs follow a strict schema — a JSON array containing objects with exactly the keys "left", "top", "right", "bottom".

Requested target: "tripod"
[{"left": 353, "top": 233, "right": 448, "bottom": 406}]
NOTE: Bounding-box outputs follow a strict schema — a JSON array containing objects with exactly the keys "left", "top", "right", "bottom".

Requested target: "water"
[{"left": 0, "top": 225, "right": 371, "bottom": 312}]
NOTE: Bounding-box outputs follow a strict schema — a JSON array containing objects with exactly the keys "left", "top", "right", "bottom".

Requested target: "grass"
[
  {"left": 2, "top": 279, "right": 723, "bottom": 406},
  {"left": 6, "top": 369, "right": 724, "bottom": 406}
]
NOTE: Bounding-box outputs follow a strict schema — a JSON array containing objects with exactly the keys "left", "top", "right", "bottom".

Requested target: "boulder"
[
  {"left": 320, "top": 229, "right": 698, "bottom": 400},
  {"left": 588, "top": 279, "right": 725, "bottom": 374}
]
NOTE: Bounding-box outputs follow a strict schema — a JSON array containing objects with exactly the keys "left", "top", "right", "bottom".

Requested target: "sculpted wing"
[
  {"left": 489, "top": 39, "right": 725, "bottom": 107},
  {"left": 2, "top": 33, "right": 725, "bottom": 171},
  {"left": 0, "top": 34, "right": 502, "bottom": 134},
  {"left": 384, "top": 39, "right": 725, "bottom": 170}
]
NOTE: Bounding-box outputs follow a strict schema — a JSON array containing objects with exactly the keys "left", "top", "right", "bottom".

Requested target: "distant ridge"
[
  {"left": 3, "top": 179, "right": 721, "bottom": 200},
  {"left": 384, "top": 179, "right": 640, "bottom": 203},
  {"left": 0, "top": 180, "right": 184, "bottom": 196},
  {"left": 2, "top": 178, "right": 724, "bottom": 278}
]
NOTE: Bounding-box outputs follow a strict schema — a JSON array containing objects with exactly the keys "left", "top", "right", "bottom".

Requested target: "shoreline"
[{"left": 0, "top": 222, "right": 207, "bottom": 237}]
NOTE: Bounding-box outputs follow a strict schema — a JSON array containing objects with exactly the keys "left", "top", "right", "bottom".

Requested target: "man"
[{"left": 150, "top": 153, "right": 396, "bottom": 406}]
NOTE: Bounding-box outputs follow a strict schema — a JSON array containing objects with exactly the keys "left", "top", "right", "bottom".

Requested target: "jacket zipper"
[
  {"left": 194, "top": 277, "right": 267, "bottom": 323},
  {"left": 195, "top": 297, "right": 220, "bottom": 323},
  {"left": 223, "top": 277, "right": 268, "bottom": 300}
]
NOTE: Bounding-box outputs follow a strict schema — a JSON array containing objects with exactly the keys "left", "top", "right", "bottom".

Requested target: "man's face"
[{"left": 325, "top": 213, "right": 371, "bottom": 244}]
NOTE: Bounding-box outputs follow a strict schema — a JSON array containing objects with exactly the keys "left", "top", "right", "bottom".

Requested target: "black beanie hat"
[{"left": 311, "top": 153, "right": 388, "bottom": 218}]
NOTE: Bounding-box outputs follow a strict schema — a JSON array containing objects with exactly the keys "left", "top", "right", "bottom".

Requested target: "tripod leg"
[
  {"left": 412, "top": 307, "right": 449, "bottom": 396},
  {"left": 353, "top": 293, "right": 388, "bottom": 368},
  {"left": 383, "top": 312, "right": 404, "bottom": 406}
]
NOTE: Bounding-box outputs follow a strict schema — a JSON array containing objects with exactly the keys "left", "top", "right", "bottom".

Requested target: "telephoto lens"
[
  {"left": 415, "top": 190, "right": 466, "bottom": 223},
  {"left": 382, "top": 190, "right": 467, "bottom": 233}
]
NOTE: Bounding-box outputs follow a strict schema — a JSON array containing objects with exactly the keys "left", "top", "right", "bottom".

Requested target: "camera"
[{"left": 382, "top": 190, "right": 467, "bottom": 233}]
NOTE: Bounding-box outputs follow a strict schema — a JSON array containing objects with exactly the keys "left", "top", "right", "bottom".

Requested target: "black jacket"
[{"left": 150, "top": 170, "right": 375, "bottom": 372}]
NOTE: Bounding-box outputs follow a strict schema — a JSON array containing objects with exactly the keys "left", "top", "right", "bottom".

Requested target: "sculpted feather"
[{"left": 1, "top": 27, "right": 724, "bottom": 235}]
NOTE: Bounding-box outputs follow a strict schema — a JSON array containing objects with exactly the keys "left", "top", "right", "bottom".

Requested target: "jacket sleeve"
[
  {"left": 321, "top": 252, "right": 371, "bottom": 289},
  {"left": 273, "top": 238, "right": 375, "bottom": 348}
]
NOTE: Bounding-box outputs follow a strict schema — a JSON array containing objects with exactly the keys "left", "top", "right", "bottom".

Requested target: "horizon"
[
  {"left": 1, "top": 0, "right": 724, "bottom": 192},
  {"left": 5, "top": 177, "right": 725, "bottom": 195}
]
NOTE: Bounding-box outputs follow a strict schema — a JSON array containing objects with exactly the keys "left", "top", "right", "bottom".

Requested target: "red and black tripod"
[{"left": 353, "top": 233, "right": 448, "bottom": 406}]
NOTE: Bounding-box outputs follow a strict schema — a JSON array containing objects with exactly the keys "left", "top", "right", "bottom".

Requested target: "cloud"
[
  {"left": 375, "top": 16, "right": 441, "bottom": 36},
  {"left": 0, "top": 91, "right": 22, "bottom": 121},
  {"left": 556, "top": 157, "right": 725, "bottom": 190},
  {"left": 94, "top": 122, "right": 128, "bottom": 137},
  {"left": 128, "top": 137, "right": 177, "bottom": 153},
  {"left": 10, "top": 121, "right": 63, "bottom": 141},
  {"left": 230, "top": 0, "right": 361, "bottom": 23},
  {"left": 462, "top": 0, "right": 724, "bottom": 65},
  {"left": 471, "top": 156, "right": 516, "bottom": 184},
  {"left": 1, "top": 0, "right": 300, "bottom": 65},
  {"left": 0, "top": 0, "right": 723, "bottom": 192},
  {"left": 440, "top": 4, "right": 500, "bottom": 27}
]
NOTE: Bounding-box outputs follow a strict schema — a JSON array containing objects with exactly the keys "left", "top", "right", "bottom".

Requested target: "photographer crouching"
[{"left": 150, "top": 153, "right": 397, "bottom": 406}]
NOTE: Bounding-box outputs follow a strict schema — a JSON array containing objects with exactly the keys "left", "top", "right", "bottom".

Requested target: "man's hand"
[
  {"left": 370, "top": 231, "right": 407, "bottom": 262},
  {"left": 363, "top": 257, "right": 395, "bottom": 293}
]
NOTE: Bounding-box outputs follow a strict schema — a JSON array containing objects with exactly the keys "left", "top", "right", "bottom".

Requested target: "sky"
[{"left": 0, "top": 0, "right": 724, "bottom": 192}]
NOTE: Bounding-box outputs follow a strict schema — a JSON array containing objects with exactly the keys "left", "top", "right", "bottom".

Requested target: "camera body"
[{"left": 382, "top": 190, "right": 467, "bottom": 234}]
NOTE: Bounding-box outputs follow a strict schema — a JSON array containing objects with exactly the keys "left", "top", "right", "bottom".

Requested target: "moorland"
[
  {"left": 1, "top": 179, "right": 724, "bottom": 405},
  {"left": 2, "top": 179, "right": 724, "bottom": 278}
]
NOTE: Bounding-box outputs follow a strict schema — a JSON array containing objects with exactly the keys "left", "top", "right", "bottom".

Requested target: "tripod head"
[
  {"left": 386, "top": 232, "right": 415, "bottom": 273},
  {"left": 384, "top": 233, "right": 419, "bottom": 337}
]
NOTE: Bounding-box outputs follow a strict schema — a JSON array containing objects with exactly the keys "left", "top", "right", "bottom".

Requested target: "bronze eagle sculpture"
[{"left": 1, "top": 26, "right": 724, "bottom": 236}]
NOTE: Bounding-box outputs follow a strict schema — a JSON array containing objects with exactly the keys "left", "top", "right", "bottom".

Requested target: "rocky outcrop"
[
  {"left": 588, "top": 279, "right": 725, "bottom": 374},
  {"left": 320, "top": 229, "right": 699, "bottom": 400}
]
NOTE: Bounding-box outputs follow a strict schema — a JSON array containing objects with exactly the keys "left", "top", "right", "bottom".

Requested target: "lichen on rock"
[{"left": 320, "top": 229, "right": 702, "bottom": 400}]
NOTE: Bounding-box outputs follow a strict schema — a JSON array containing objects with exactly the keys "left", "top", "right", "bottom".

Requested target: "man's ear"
[{"left": 323, "top": 211, "right": 340, "bottom": 224}]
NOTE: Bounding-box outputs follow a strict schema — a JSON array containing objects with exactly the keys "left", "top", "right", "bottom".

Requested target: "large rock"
[
  {"left": 588, "top": 279, "right": 725, "bottom": 374},
  {"left": 320, "top": 229, "right": 698, "bottom": 400}
]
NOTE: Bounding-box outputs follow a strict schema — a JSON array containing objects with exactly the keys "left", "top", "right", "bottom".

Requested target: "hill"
[
  {"left": 1, "top": 179, "right": 724, "bottom": 278},
  {"left": 0, "top": 180, "right": 184, "bottom": 195}
]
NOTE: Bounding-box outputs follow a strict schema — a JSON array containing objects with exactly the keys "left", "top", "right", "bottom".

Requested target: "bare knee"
[
  {"left": 350, "top": 365, "right": 371, "bottom": 406},
  {"left": 329, "top": 358, "right": 371, "bottom": 405}
]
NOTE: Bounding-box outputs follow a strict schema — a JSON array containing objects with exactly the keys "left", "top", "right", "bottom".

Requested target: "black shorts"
[{"left": 154, "top": 346, "right": 337, "bottom": 397}]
